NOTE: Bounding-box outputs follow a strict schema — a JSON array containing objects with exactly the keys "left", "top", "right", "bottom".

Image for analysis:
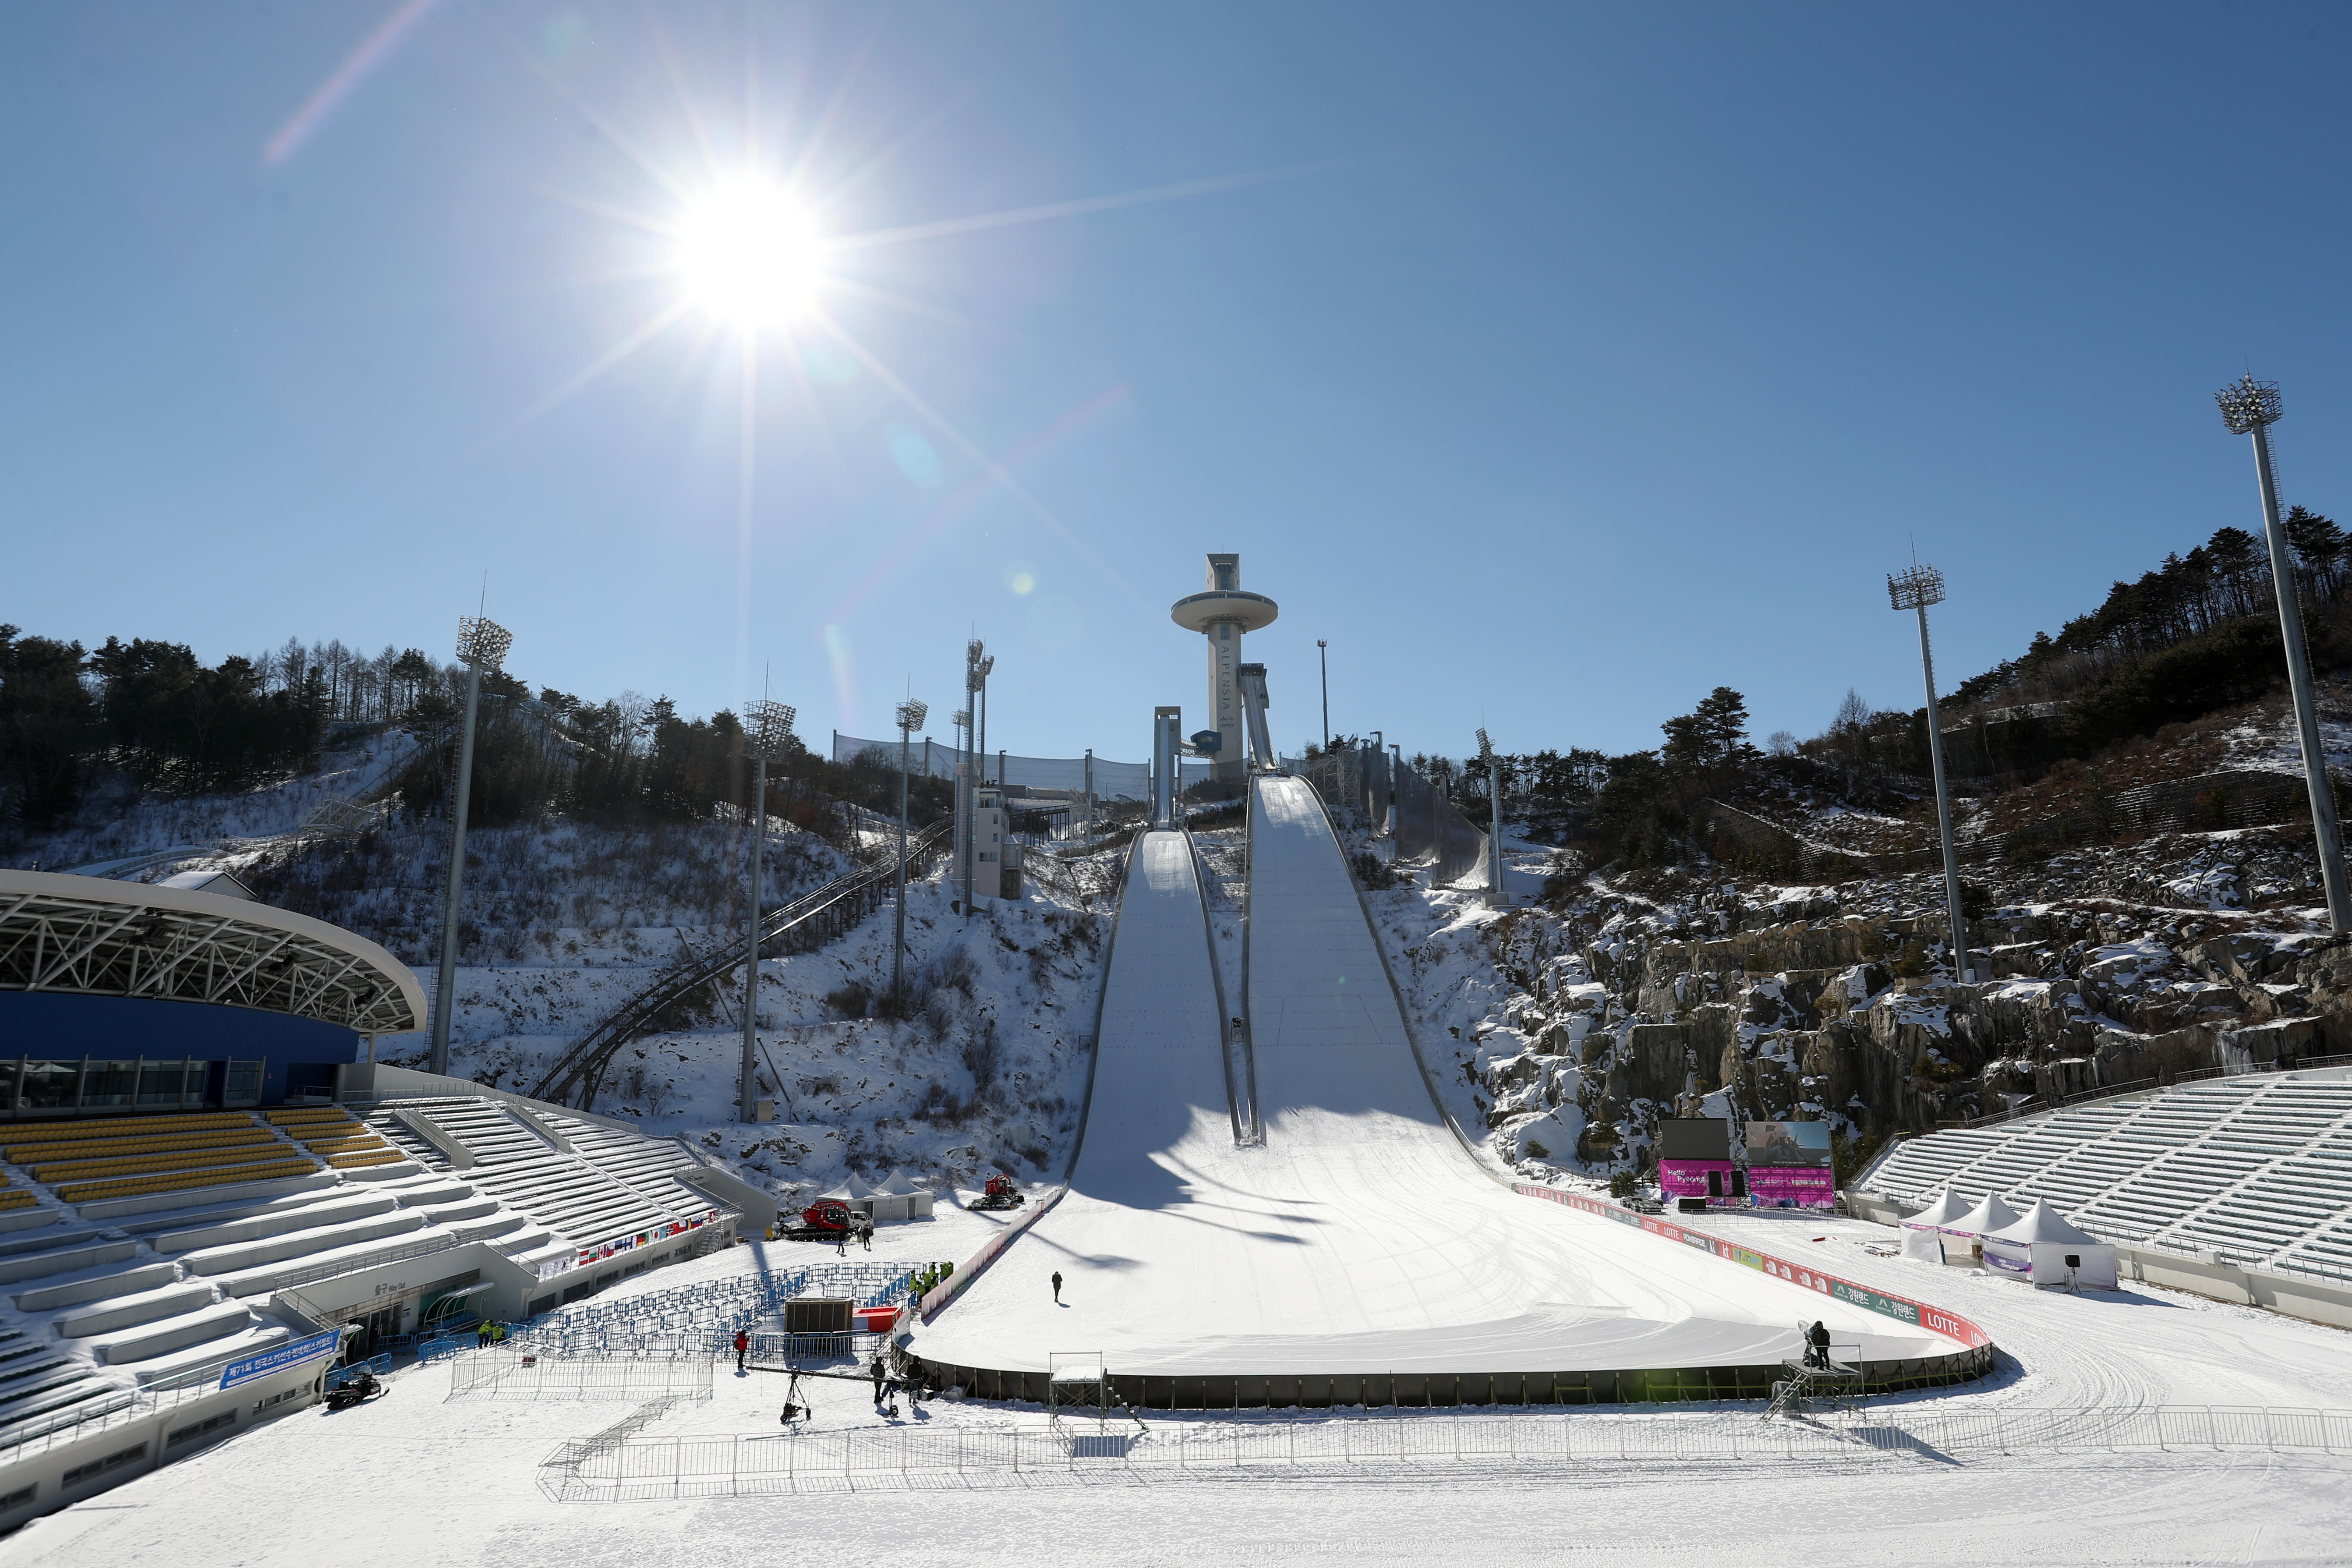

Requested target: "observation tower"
[{"left": 1170, "top": 553, "right": 1278, "bottom": 782}]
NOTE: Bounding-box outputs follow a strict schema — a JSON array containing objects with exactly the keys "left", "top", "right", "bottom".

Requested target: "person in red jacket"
[{"left": 734, "top": 1328, "right": 750, "bottom": 1373}]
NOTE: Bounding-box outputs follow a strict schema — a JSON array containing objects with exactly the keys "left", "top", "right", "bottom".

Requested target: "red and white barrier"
[{"left": 1513, "top": 1182, "right": 1990, "bottom": 1351}]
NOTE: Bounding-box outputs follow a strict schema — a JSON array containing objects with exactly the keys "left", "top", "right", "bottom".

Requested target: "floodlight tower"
[
  {"left": 1477, "top": 729, "right": 1506, "bottom": 909},
  {"left": 1317, "top": 640, "right": 1330, "bottom": 752},
  {"left": 2216, "top": 375, "right": 2351, "bottom": 931},
  {"left": 1888, "top": 564, "right": 1976, "bottom": 984},
  {"left": 1171, "top": 555, "right": 1279, "bottom": 784},
  {"left": 740, "top": 699, "right": 795, "bottom": 1123},
  {"left": 891, "top": 697, "right": 928, "bottom": 1001},
  {"left": 959, "top": 641, "right": 991, "bottom": 916},
  {"left": 428, "top": 614, "right": 512, "bottom": 1076}
]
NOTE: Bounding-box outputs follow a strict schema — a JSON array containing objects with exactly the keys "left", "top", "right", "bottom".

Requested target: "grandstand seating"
[
  {"left": 0, "top": 1090, "right": 743, "bottom": 1520},
  {"left": 362, "top": 1098, "right": 709, "bottom": 1257},
  {"left": 1858, "top": 1071, "right": 2352, "bottom": 1282}
]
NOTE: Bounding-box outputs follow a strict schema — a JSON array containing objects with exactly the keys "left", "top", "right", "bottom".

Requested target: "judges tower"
[{"left": 1170, "top": 554, "right": 1279, "bottom": 783}]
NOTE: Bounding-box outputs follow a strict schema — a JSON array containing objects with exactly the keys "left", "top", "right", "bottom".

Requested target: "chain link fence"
[{"left": 538, "top": 1402, "right": 2352, "bottom": 1498}]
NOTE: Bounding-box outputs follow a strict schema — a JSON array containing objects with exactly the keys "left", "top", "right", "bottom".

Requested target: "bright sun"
[{"left": 676, "top": 177, "right": 825, "bottom": 328}]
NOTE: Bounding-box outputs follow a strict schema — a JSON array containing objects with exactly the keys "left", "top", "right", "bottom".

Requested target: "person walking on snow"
[
  {"left": 870, "top": 1353, "right": 887, "bottom": 1408},
  {"left": 734, "top": 1329, "right": 750, "bottom": 1373},
  {"left": 1051, "top": 1271, "right": 1063, "bottom": 1305}
]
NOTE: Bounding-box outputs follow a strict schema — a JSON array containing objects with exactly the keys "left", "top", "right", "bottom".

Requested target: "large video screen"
[
  {"left": 1744, "top": 1119, "right": 1832, "bottom": 1168},
  {"left": 1655, "top": 1118, "right": 1731, "bottom": 1162}
]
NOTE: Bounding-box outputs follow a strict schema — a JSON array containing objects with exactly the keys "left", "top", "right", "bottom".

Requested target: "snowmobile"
[
  {"left": 324, "top": 1370, "right": 384, "bottom": 1412},
  {"left": 778, "top": 1198, "right": 874, "bottom": 1245},
  {"left": 969, "top": 1175, "right": 1026, "bottom": 1211}
]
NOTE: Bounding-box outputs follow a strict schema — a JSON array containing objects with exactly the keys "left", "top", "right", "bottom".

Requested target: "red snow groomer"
[
  {"left": 778, "top": 1198, "right": 874, "bottom": 1244},
  {"left": 970, "top": 1175, "right": 1026, "bottom": 1211}
]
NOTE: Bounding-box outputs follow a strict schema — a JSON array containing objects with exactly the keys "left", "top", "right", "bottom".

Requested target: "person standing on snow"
[
  {"left": 734, "top": 1328, "right": 750, "bottom": 1373},
  {"left": 870, "top": 1353, "right": 887, "bottom": 1408},
  {"left": 1051, "top": 1271, "right": 1063, "bottom": 1305}
]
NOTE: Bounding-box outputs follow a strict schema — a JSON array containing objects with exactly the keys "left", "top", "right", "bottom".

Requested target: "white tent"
[
  {"left": 1940, "top": 1193, "right": 2021, "bottom": 1265},
  {"left": 1982, "top": 1198, "right": 2118, "bottom": 1288},
  {"left": 870, "top": 1168, "right": 935, "bottom": 1223},
  {"left": 1898, "top": 1189, "right": 1973, "bottom": 1263},
  {"left": 814, "top": 1174, "right": 878, "bottom": 1218}
]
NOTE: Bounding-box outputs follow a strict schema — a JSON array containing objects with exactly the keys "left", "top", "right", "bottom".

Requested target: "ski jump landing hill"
[{"left": 908, "top": 775, "right": 1992, "bottom": 1409}]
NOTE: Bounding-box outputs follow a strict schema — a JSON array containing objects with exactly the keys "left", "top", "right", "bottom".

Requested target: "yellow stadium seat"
[
  {"left": 60, "top": 1160, "right": 315, "bottom": 1206},
  {"left": 5, "top": 1129, "right": 276, "bottom": 1166},
  {"left": 0, "top": 1190, "right": 33, "bottom": 1211},
  {"left": 264, "top": 1108, "right": 354, "bottom": 1126},
  {"left": 30, "top": 1143, "right": 306, "bottom": 1185}
]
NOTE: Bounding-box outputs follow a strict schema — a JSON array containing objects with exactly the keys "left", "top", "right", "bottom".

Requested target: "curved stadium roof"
[{"left": 0, "top": 870, "right": 424, "bottom": 1036}]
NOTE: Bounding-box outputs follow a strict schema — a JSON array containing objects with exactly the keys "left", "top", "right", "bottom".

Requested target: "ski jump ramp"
[{"left": 909, "top": 778, "right": 1984, "bottom": 1407}]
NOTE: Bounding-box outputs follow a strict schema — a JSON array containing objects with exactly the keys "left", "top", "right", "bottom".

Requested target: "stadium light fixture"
[
  {"left": 430, "top": 615, "right": 512, "bottom": 1075},
  {"left": 1886, "top": 564, "right": 1975, "bottom": 984},
  {"left": 892, "top": 697, "right": 929, "bottom": 1000},
  {"left": 740, "top": 697, "right": 796, "bottom": 1124},
  {"left": 2214, "top": 375, "right": 2350, "bottom": 931}
]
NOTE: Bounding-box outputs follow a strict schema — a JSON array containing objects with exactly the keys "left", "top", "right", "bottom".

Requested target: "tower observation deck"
[{"left": 1170, "top": 553, "right": 1277, "bottom": 783}]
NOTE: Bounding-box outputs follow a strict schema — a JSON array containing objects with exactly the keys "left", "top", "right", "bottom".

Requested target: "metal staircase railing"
[{"left": 530, "top": 822, "right": 953, "bottom": 1110}]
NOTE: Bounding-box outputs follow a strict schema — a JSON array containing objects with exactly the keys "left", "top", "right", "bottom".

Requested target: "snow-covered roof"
[
  {"left": 876, "top": 1168, "right": 930, "bottom": 1196},
  {"left": 1985, "top": 1198, "right": 2104, "bottom": 1248},
  {"left": 157, "top": 868, "right": 255, "bottom": 900}
]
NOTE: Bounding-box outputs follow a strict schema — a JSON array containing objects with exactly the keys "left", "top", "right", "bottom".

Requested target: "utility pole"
[
  {"left": 2217, "top": 374, "right": 2351, "bottom": 932},
  {"left": 1317, "top": 639, "right": 1330, "bottom": 752},
  {"left": 429, "top": 614, "right": 511, "bottom": 1076},
  {"left": 740, "top": 701, "right": 794, "bottom": 1123},
  {"left": 892, "top": 697, "right": 927, "bottom": 1001},
  {"left": 1888, "top": 564, "right": 1975, "bottom": 983},
  {"left": 1477, "top": 729, "right": 1505, "bottom": 909}
]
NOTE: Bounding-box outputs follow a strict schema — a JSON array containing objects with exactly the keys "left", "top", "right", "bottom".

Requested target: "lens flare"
[{"left": 677, "top": 178, "right": 826, "bottom": 328}]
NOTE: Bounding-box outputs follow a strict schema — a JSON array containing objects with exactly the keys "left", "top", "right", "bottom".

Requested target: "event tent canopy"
[
  {"left": 1899, "top": 1189, "right": 1974, "bottom": 1261},
  {"left": 1982, "top": 1198, "right": 2119, "bottom": 1287}
]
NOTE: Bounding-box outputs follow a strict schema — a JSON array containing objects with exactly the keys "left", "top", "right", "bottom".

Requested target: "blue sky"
[{"left": 5, "top": 3, "right": 2348, "bottom": 766}]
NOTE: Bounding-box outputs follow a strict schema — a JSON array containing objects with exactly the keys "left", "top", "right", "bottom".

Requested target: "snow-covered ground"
[
  {"left": 917, "top": 798, "right": 1957, "bottom": 1384},
  {"left": 14, "top": 1208, "right": 2351, "bottom": 1567}
]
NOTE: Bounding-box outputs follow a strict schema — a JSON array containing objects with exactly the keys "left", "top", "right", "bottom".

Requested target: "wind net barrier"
[
  {"left": 833, "top": 733, "right": 1210, "bottom": 801},
  {"left": 1295, "top": 745, "right": 1486, "bottom": 886}
]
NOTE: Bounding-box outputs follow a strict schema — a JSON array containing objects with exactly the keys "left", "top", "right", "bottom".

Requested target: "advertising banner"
[
  {"left": 1510, "top": 1182, "right": 1991, "bottom": 1350},
  {"left": 1658, "top": 1160, "right": 1738, "bottom": 1200},
  {"left": 1747, "top": 1165, "right": 1836, "bottom": 1209},
  {"left": 219, "top": 1329, "right": 343, "bottom": 1390}
]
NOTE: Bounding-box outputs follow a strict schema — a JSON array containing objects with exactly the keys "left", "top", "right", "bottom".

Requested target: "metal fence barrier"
[
  {"left": 449, "top": 1348, "right": 716, "bottom": 1402},
  {"left": 538, "top": 1403, "right": 2352, "bottom": 1500}
]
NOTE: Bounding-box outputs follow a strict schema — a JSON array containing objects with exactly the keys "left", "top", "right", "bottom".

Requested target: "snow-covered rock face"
[{"left": 1347, "top": 801, "right": 2351, "bottom": 1185}]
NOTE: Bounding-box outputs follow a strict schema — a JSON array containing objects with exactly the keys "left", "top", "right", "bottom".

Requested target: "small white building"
[
  {"left": 1982, "top": 1199, "right": 2119, "bottom": 1288},
  {"left": 871, "top": 1169, "right": 936, "bottom": 1224},
  {"left": 955, "top": 786, "right": 1024, "bottom": 903}
]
